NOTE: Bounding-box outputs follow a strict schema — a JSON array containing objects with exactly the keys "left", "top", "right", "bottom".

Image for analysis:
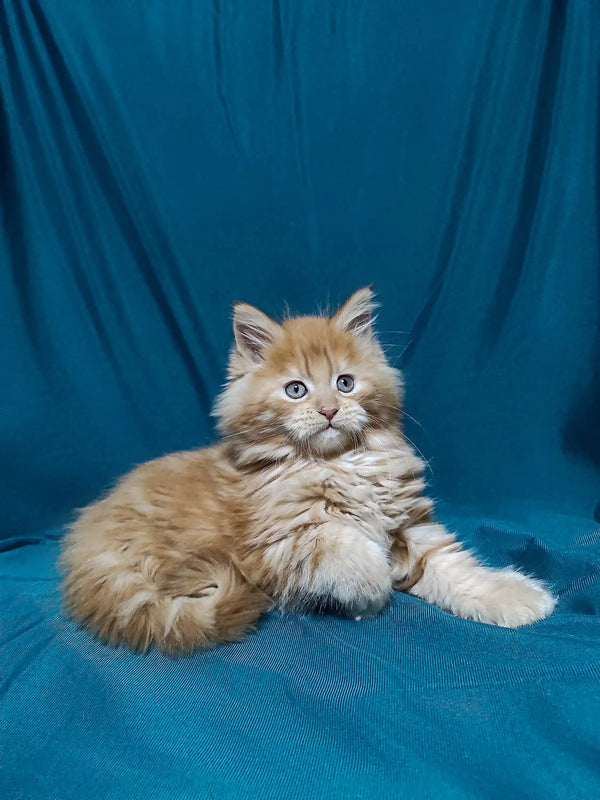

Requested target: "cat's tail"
[{"left": 61, "top": 555, "right": 272, "bottom": 656}]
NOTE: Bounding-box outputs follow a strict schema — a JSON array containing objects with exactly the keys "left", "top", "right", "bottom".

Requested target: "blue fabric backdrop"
[{"left": 1, "top": 2, "right": 599, "bottom": 798}]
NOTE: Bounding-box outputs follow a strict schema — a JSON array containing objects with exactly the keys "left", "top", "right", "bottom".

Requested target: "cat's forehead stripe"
[
  {"left": 279, "top": 344, "right": 346, "bottom": 380},
  {"left": 301, "top": 348, "right": 311, "bottom": 378},
  {"left": 268, "top": 317, "right": 359, "bottom": 377}
]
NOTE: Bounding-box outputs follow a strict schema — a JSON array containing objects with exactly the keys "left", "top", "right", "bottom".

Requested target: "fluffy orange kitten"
[{"left": 60, "top": 288, "right": 555, "bottom": 655}]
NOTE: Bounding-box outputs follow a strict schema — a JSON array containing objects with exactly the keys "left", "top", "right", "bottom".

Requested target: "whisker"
[
  {"left": 401, "top": 410, "right": 423, "bottom": 428},
  {"left": 399, "top": 434, "right": 432, "bottom": 474},
  {"left": 364, "top": 421, "right": 432, "bottom": 475},
  {"left": 398, "top": 339, "right": 414, "bottom": 361}
]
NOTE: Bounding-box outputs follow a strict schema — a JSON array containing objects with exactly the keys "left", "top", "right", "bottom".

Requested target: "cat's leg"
[
  {"left": 391, "top": 523, "right": 555, "bottom": 626},
  {"left": 276, "top": 521, "right": 392, "bottom": 618}
]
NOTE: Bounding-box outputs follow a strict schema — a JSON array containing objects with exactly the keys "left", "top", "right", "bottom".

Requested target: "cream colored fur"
[{"left": 60, "top": 288, "right": 555, "bottom": 654}]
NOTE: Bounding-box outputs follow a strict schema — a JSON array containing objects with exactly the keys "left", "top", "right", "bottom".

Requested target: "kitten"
[{"left": 60, "top": 288, "right": 555, "bottom": 655}]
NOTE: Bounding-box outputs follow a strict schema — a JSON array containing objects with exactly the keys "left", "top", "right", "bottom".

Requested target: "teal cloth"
[{"left": 1, "top": 2, "right": 599, "bottom": 798}]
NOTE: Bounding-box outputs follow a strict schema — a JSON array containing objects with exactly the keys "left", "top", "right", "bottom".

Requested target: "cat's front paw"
[
  {"left": 306, "top": 524, "right": 392, "bottom": 618},
  {"left": 473, "top": 569, "right": 556, "bottom": 627}
]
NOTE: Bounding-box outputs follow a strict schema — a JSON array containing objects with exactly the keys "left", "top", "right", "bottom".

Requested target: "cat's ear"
[
  {"left": 233, "top": 302, "right": 281, "bottom": 364},
  {"left": 332, "top": 287, "right": 377, "bottom": 339}
]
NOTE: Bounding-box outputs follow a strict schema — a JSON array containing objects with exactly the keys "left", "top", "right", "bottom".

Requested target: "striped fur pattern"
[{"left": 60, "top": 288, "right": 555, "bottom": 655}]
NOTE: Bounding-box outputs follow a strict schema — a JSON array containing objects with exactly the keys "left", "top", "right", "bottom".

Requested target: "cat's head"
[{"left": 214, "top": 288, "right": 402, "bottom": 459}]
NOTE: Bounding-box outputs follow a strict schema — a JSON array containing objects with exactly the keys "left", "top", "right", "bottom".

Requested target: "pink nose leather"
[{"left": 319, "top": 407, "right": 338, "bottom": 422}]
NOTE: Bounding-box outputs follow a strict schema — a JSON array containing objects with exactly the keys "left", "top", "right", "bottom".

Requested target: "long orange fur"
[{"left": 60, "top": 289, "right": 555, "bottom": 655}]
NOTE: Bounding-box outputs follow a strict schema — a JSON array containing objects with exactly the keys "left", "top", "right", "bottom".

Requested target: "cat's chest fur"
[
  {"left": 235, "top": 434, "right": 426, "bottom": 610},
  {"left": 244, "top": 435, "right": 424, "bottom": 534}
]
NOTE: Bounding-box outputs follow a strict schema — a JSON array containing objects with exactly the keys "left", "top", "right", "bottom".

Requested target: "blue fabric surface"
[{"left": 1, "top": 1, "right": 599, "bottom": 798}]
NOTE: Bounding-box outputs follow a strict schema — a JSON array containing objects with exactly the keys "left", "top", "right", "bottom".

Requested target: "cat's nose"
[{"left": 319, "top": 407, "right": 338, "bottom": 422}]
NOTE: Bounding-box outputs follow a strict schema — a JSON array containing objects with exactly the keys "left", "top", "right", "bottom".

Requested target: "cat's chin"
[{"left": 311, "top": 426, "right": 355, "bottom": 456}]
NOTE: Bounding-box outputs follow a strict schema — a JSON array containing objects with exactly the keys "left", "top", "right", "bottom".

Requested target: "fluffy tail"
[{"left": 61, "top": 554, "right": 271, "bottom": 656}]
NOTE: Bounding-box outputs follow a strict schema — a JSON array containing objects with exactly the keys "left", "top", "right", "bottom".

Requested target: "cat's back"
[
  {"left": 130, "top": 445, "right": 239, "bottom": 512},
  {"left": 130, "top": 444, "right": 243, "bottom": 523},
  {"left": 66, "top": 444, "right": 242, "bottom": 552}
]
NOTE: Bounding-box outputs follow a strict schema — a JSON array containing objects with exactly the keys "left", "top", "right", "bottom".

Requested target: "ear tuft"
[
  {"left": 233, "top": 303, "right": 280, "bottom": 364},
  {"left": 332, "top": 287, "right": 377, "bottom": 338}
]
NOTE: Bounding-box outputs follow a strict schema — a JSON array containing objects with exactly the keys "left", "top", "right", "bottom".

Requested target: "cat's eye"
[
  {"left": 336, "top": 375, "right": 355, "bottom": 393},
  {"left": 285, "top": 381, "right": 308, "bottom": 399}
]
